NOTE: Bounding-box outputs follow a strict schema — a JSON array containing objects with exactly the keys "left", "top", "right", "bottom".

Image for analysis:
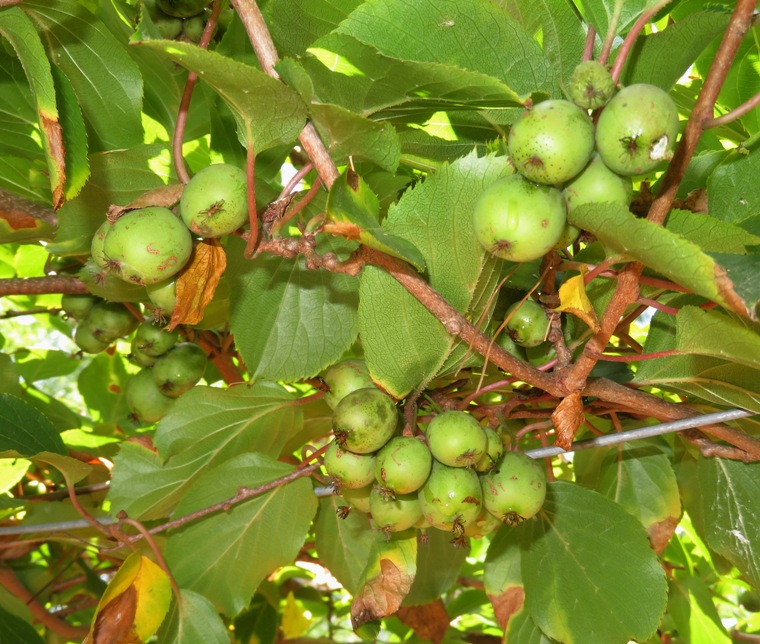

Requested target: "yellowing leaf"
[
  {"left": 85, "top": 553, "right": 172, "bottom": 643},
  {"left": 555, "top": 273, "right": 600, "bottom": 332},
  {"left": 281, "top": 591, "right": 312, "bottom": 639}
]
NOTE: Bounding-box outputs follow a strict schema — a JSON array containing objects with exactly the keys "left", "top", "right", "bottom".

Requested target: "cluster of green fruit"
[
  {"left": 142, "top": 0, "right": 232, "bottom": 43},
  {"left": 62, "top": 294, "right": 208, "bottom": 424},
  {"left": 90, "top": 163, "right": 247, "bottom": 314},
  {"left": 473, "top": 61, "right": 679, "bottom": 262},
  {"left": 321, "top": 360, "right": 547, "bottom": 543}
]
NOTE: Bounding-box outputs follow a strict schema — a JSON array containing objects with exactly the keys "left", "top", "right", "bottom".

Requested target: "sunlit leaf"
[{"left": 0, "top": 393, "right": 65, "bottom": 456}]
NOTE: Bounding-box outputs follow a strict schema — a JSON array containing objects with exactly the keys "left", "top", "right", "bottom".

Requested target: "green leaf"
[
  {"left": 521, "top": 482, "right": 667, "bottom": 644},
  {"left": 0, "top": 603, "right": 43, "bottom": 644},
  {"left": 404, "top": 528, "right": 469, "bottom": 606},
  {"left": 0, "top": 51, "right": 47, "bottom": 162},
  {"left": 0, "top": 393, "right": 65, "bottom": 456},
  {"left": 277, "top": 33, "right": 531, "bottom": 119},
  {"left": 577, "top": 0, "right": 647, "bottom": 42},
  {"left": 335, "top": 0, "right": 555, "bottom": 98},
  {"left": 157, "top": 589, "right": 231, "bottom": 644},
  {"left": 49, "top": 144, "right": 169, "bottom": 257},
  {"left": 165, "top": 453, "right": 318, "bottom": 616},
  {"left": 15, "top": 349, "right": 79, "bottom": 384},
  {"left": 227, "top": 237, "right": 359, "bottom": 382},
  {"left": 568, "top": 202, "right": 754, "bottom": 318},
  {"left": 136, "top": 40, "right": 306, "bottom": 153},
  {"left": 501, "top": 0, "right": 587, "bottom": 87},
  {"left": 665, "top": 209, "right": 760, "bottom": 254},
  {"left": 574, "top": 439, "right": 681, "bottom": 543},
  {"left": 621, "top": 11, "right": 729, "bottom": 90},
  {"left": 676, "top": 306, "right": 760, "bottom": 370},
  {"left": 77, "top": 351, "right": 131, "bottom": 426},
  {"left": 315, "top": 495, "right": 374, "bottom": 595},
  {"left": 708, "top": 252, "right": 760, "bottom": 310},
  {"left": 108, "top": 383, "right": 304, "bottom": 520},
  {"left": 359, "top": 152, "right": 512, "bottom": 397},
  {"left": 23, "top": 0, "right": 143, "bottom": 151},
  {"left": 698, "top": 457, "right": 760, "bottom": 589},
  {"left": 232, "top": 595, "right": 278, "bottom": 644},
  {"left": 326, "top": 169, "right": 425, "bottom": 270},
  {"left": 668, "top": 576, "right": 732, "bottom": 644},
  {"left": 708, "top": 149, "right": 760, "bottom": 230}
]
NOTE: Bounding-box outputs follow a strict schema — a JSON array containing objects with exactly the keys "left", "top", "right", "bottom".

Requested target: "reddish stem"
[
  {"left": 704, "top": 91, "right": 760, "bottom": 129},
  {"left": 585, "top": 348, "right": 679, "bottom": 362}
]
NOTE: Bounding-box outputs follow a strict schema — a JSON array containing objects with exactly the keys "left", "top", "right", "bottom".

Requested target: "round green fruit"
[
  {"left": 180, "top": 164, "right": 248, "bottom": 238},
  {"left": 375, "top": 436, "right": 432, "bottom": 495},
  {"left": 481, "top": 452, "right": 547, "bottom": 525},
  {"left": 462, "top": 508, "right": 503, "bottom": 539},
  {"left": 182, "top": 14, "right": 206, "bottom": 42},
  {"left": 508, "top": 99, "right": 595, "bottom": 185},
  {"left": 133, "top": 321, "right": 179, "bottom": 357},
  {"left": 322, "top": 359, "right": 375, "bottom": 410},
  {"left": 84, "top": 301, "right": 139, "bottom": 343},
  {"left": 474, "top": 427, "right": 504, "bottom": 473},
  {"left": 74, "top": 320, "right": 110, "bottom": 354},
  {"left": 425, "top": 411, "right": 487, "bottom": 468},
  {"left": 142, "top": 0, "right": 184, "bottom": 38},
  {"left": 339, "top": 484, "right": 373, "bottom": 514},
  {"left": 323, "top": 440, "right": 377, "bottom": 490},
  {"left": 563, "top": 154, "right": 632, "bottom": 214},
  {"left": 418, "top": 462, "right": 482, "bottom": 533},
  {"left": 472, "top": 174, "right": 567, "bottom": 263},
  {"left": 152, "top": 342, "right": 207, "bottom": 397},
  {"left": 61, "top": 293, "right": 99, "bottom": 320},
  {"left": 332, "top": 387, "right": 398, "bottom": 454},
  {"left": 567, "top": 60, "right": 616, "bottom": 110},
  {"left": 90, "top": 221, "right": 110, "bottom": 268},
  {"left": 505, "top": 300, "right": 549, "bottom": 348},
  {"left": 146, "top": 278, "right": 176, "bottom": 315},
  {"left": 102, "top": 207, "right": 192, "bottom": 285},
  {"left": 128, "top": 344, "right": 158, "bottom": 368},
  {"left": 125, "top": 368, "right": 175, "bottom": 424},
  {"left": 370, "top": 488, "right": 423, "bottom": 534},
  {"left": 595, "top": 83, "right": 680, "bottom": 176},
  {"left": 156, "top": 0, "right": 208, "bottom": 18}
]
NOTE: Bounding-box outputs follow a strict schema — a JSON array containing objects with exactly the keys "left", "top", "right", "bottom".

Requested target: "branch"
[
  {"left": 0, "top": 276, "right": 88, "bottom": 296},
  {"left": 703, "top": 91, "right": 760, "bottom": 129},
  {"left": 0, "top": 567, "right": 89, "bottom": 640}
]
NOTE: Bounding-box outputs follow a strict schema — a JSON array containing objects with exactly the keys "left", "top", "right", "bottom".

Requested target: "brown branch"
[
  {"left": 647, "top": 0, "right": 758, "bottom": 226},
  {"left": 0, "top": 276, "right": 88, "bottom": 296},
  {"left": 0, "top": 567, "right": 89, "bottom": 640},
  {"left": 703, "top": 91, "right": 760, "bottom": 129}
]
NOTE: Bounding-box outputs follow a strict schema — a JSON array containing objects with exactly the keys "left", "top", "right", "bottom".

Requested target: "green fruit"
[
  {"left": 505, "top": 300, "right": 549, "bottom": 348},
  {"left": 563, "top": 154, "right": 632, "bottom": 214},
  {"left": 474, "top": 427, "right": 504, "bottom": 473},
  {"left": 180, "top": 164, "right": 248, "bottom": 238},
  {"left": 90, "top": 221, "right": 110, "bottom": 268},
  {"left": 74, "top": 320, "right": 110, "bottom": 354},
  {"left": 61, "top": 293, "right": 99, "bottom": 320},
  {"left": 567, "top": 60, "right": 616, "bottom": 110},
  {"left": 462, "top": 508, "right": 503, "bottom": 539},
  {"left": 133, "top": 321, "right": 179, "bottom": 357},
  {"left": 333, "top": 387, "right": 398, "bottom": 454},
  {"left": 146, "top": 278, "right": 176, "bottom": 315},
  {"left": 141, "top": 0, "right": 184, "bottom": 38},
  {"left": 102, "top": 207, "right": 192, "bottom": 285},
  {"left": 595, "top": 83, "right": 680, "bottom": 176},
  {"left": 425, "top": 411, "right": 487, "bottom": 468},
  {"left": 525, "top": 342, "right": 556, "bottom": 367},
  {"left": 323, "top": 440, "right": 377, "bottom": 490},
  {"left": 375, "top": 436, "right": 432, "bottom": 495},
  {"left": 552, "top": 223, "right": 581, "bottom": 250},
  {"left": 152, "top": 342, "right": 207, "bottom": 397},
  {"left": 182, "top": 14, "right": 205, "bottom": 42},
  {"left": 84, "top": 301, "right": 139, "bottom": 343},
  {"left": 370, "top": 488, "right": 423, "bottom": 534},
  {"left": 418, "top": 462, "right": 482, "bottom": 533},
  {"left": 128, "top": 344, "right": 158, "bottom": 368},
  {"left": 472, "top": 174, "right": 567, "bottom": 263},
  {"left": 481, "top": 452, "right": 547, "bottom": 525},
  {"left": 156, "top": 0, "right": 208, "bottom": 18},
  {"left": 125, "top": 368, "right": 175, "bottom": 424},
  {"left": 339, "top": 484, "right": 373, "bottom": 514},
  {"left": 322, "top": 359, "right": 375, "bottom": 410},
  {"left": 508, "top": 99, "right": 595, "bottom": 184}
]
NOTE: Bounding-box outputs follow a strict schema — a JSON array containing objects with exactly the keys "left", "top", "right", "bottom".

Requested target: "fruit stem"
[{"left": 704, "top": 91, "right": 760, "bottom": 129}]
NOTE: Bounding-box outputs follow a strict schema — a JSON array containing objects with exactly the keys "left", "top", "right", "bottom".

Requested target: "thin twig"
[{"left": 703, "top": 91, "right": 760, "bottom": 129}]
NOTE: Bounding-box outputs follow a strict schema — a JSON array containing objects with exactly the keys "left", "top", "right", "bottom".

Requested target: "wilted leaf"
[
  {"left": 87, "top": 584, "right": 139, "bottom": 644},
  {"left": 351, "top": 530, "right": 417, "bottom": 629},
  {"left": 168, "top": 240, "right": 227, "bottom": 329},
  {"left": 395, "top": 600, "right": 449, "bottom": 644},
  {"left": 555, "top": 273, "right": 599, "bottom": 332},
  {"left": 552, "top": 392, "right": 584, "bottom": 451},
  {"left": 109, "top": 184, "right": 185, "bottom": 219}
]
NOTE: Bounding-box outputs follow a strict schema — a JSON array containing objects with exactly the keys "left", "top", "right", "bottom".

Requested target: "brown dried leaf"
[
  {"left": 168, "top": 239, "right": 227, "bottom": 330},
  {"left": 395, "top": 600, "right": 450, "bottom": 644},
  {"left": 487, "top": 586, "right": 525, "bottom": 630},
  {"left": 552, "top": 392, "right": 584, "bottom": 451},
  {"left": 322, "top": 220, "right": 362, "bottom": 241},
  {"left": 351, "top": 558, "right": 414, "bottom": 629},
  {"left": 107, "top": 184, "right": 185, "bottom": 220},
  {"left": 0, "top": 210, "right": 39, "bottom": 231},
  {"left": 647, "top": 515, "right": 680, "bottom": 555},
  {"left": 90, "top": 584, "right": 140, "bottom": 644},
  {"left": 40, "top": 114, "right": 66, "bottom": 210}
]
